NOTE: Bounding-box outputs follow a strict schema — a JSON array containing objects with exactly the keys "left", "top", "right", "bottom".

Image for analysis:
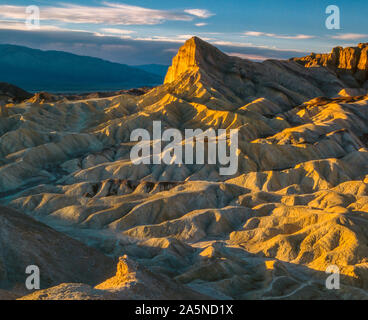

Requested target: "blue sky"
[{"left": 0, "top": 0, "right": 367, "bottom": 65}]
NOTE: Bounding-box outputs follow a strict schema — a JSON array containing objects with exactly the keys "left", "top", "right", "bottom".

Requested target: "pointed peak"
[
  {"left": 185, "top": 36, "right": 206, "bottom": 45},
  {"left": 182, "top": 36, "right": 223, "bottom": 55},
  {"left": 164, "top": 36, "right": 227, "bottom": 84},
  {"left": 186, "top": 36, "right": 200, "bottom": 42}
]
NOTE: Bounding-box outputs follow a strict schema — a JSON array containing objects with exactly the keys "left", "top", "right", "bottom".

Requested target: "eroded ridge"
[{"left": 1, "top": 38, "right": 368, "bottom": 299}]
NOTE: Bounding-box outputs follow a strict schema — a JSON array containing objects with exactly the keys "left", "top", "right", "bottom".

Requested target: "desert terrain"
[{"left": 0, "top": 37, "right": 368, "bottom": 300}]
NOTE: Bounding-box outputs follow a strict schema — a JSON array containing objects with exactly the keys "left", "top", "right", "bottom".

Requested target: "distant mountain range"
[
  {"left": 133, "top": 64, "right": 169, "bottom": 78},
  {"left": 0, "top": 44, "right": 167, "bottom": 92}
]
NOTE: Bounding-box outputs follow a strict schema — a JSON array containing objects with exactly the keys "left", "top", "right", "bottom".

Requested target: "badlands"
[{"left": 1, "top": 37, "right": 368, "bottom": 299}]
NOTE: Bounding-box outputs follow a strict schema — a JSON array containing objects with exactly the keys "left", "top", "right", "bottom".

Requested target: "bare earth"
[{"left": 1, "top": 37, "right": 368, "bottom": 300}]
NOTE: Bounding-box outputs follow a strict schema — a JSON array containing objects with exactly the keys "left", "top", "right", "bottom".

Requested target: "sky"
[{"left": 0, "top": 0, "right": 367, "bottom": 65}]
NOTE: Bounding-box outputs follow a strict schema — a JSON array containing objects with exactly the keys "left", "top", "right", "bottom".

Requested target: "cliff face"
[
  {"left": 164, "top": 36, "right": 229, "bottom": 84},
  {"left": 293, "top": 43, "right": 368, "bottom": 86},
  {"left": 163, "top": 37, "right": 347, "bottom": 109},
  {"left": 164, "top": 37, "right": 200, "bottom": 84},
  {"left": 167, "top": 38, "right": 368, "bottom": 94}
]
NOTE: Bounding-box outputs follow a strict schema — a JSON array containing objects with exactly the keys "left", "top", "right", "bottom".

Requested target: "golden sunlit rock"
[{"left": 2, "top": 37, "right": 368, "bottom": 300}]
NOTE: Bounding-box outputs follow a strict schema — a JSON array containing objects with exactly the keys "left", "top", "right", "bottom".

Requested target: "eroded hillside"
[{"left": 1, "top": 37, "right": 368, "bottom": 299}]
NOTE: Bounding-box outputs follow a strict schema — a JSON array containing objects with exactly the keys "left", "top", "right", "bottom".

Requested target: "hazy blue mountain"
[
  {"left": 0, "top": 44, "right": 163, "bottom": 92},
  {"left": 133, "top": 64, "right": 169, "bottom": 79}
]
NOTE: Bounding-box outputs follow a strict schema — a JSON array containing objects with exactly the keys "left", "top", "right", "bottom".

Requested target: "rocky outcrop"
[
  {"left": 164, "top": 37, "right": 229, "bottom": 84},
  {"left": 26, "top": 92, "right": 62, "bottom": 104},
  {"left": 0, "top": 82, "right": 32, "bottom": 103},
  {"left": 20, "top": 256, "right": 211, "bottom": 300},
  {"left": 2, "top": 38, "right": 368, "bottom": 300},
  {"left": 0, "top": 82, "right": 32, "bottom": 117},
  {"left": 163, "top": 37, "right": 346, "bottom": 109},
  {"left": 293, "top": 43, "right": 368, "bottom": 87}
]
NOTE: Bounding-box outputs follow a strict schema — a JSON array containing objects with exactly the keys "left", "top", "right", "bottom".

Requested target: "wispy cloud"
[
  {"left": 100, "top": 28, "right": 136, "bottom": 35},
  {"left": 0, "top": 28, "right": 309, "bottom": 65},
  {"left": 212, "top": 40, "right": 304, "bottom": 52},
  {"left": 213, "top": 40, "right": 257, "bottom": 48},
  {"left": 136, "top": 34, "right": 213, "bottom": 43},
  {"left": 244, "top": 31, "right": 274, "bottom": 37},
  {"left": 244, "top": 31, "right": 315, "bottom": 40},
  {"left": 227, "top": 52, "right": 272, "bottom": 61},
  {"left": 0, "top": 3, "right": 213, "bottom": 26},
  {"left": 331, "top": 33, "right": 368, "bottom": 40},
  {"left": 184, "top": 9, "right": 214, "bottom": 19},
  {"left": 0, "top": 19, "right": 82, "bottom": 32},
  {"left": 195, "top": 23, "right": 208, "bottom": 27}
]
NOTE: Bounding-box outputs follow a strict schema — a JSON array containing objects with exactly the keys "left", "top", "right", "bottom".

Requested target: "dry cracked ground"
[{"left": 1, "top": 37, "right": 368, "bottom": 300}]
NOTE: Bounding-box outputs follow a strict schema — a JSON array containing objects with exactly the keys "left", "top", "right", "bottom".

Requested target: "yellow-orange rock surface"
[{"left": 2, "top": 38, "right": 368, "bottom": 300}]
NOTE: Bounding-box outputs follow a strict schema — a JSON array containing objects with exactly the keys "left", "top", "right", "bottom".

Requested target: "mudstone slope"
[{"left": 1, "top": 37, "right": 368, "bottom": 299}]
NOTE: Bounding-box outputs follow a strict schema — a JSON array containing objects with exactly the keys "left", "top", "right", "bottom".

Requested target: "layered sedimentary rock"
[
  {"left": 293, "top": 42, "right": 368, "bottom": 87},
  {"left": 1, "top": 38, "right": 368, "bottom": 299}
]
